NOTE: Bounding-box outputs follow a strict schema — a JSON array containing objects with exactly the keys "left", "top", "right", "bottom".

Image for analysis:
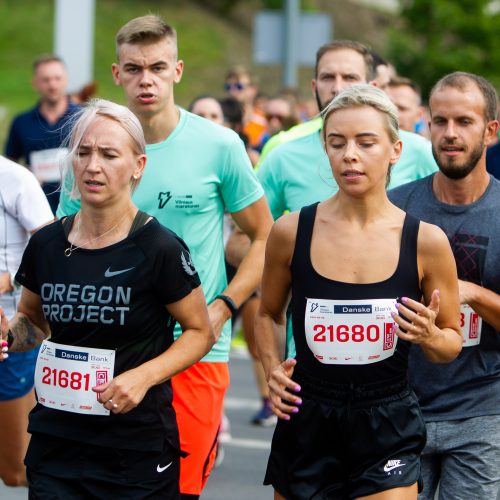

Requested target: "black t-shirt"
[{"left": 16, "top": 217, "right": 201, "bottom": 451}]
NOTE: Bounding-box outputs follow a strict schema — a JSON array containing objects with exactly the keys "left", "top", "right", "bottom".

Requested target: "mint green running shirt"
[
  {"left": 258, "top": 122, "right": 438, "bottom": 220},
  {"left": 57, "top": 108, "right": 264, "bottom": 362}
]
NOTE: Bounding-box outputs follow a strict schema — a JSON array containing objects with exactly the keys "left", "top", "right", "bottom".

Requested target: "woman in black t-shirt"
[
  {"left": 256, "top": 86, "right": 463, "bottom": 500},
  {"left": 0, "top": 99, "right": 215, "bottom": 499}
]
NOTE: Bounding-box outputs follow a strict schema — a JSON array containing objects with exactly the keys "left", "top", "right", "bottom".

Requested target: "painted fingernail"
[
  {"left": 292, "top": 407, "right": 299, "bottom": 413},
  {"left": 391, "top": 311, "right": 397, "bottom": 318},
  {"left": 296, "top": 398, "right": 302, "bottom": 405},
  {"left": 1, "top": 341, "right": 7, "bottom": 347},
  {"left": 402, "top": 297, "right": 408, "bottom": 303},
  {"left": 391, "top": 325, "right": 397, "bottom": 334},
  {"left": 284, "top": 415, "right": 290, "bottom": 421},
  {"left": 294, "top": 385, "right": 301, "bottom": 392},
  {"left": 395, "top": 302, "right": 400, "bottom": 309},
  {"left": 1, "top": 347, "right": 8, "bottom": 353}
]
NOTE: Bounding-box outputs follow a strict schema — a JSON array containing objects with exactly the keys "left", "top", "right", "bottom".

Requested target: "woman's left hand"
[
  {"left": 391, "top": 290, "right": 440, "bottom": 347},
  {"left": 92, "top": 367, "right": 152, "bottom": 414}
]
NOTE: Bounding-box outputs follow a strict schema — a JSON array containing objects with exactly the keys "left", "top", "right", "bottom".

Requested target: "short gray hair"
[{"left": 63, "top": 98, "right": 146, "bottom": 200}]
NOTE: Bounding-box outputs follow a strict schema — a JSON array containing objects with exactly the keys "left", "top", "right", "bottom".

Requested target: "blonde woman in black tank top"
[{"left": 256, "top": 85, "right": 462, "bottom": 500}]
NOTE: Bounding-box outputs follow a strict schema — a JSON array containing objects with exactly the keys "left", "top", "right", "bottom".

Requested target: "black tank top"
[{"left": 291, "top": 202, "right": 422, "bottom": 385}]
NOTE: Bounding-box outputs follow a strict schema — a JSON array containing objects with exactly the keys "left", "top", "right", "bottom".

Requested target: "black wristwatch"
[{"left": 216, "top": 294, "right": 238, "bottom": 317}]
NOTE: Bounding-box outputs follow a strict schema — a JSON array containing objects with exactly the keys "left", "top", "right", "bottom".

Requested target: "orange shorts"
[{"left": 171, "top": 361, "right": 230, "bottom": 495}]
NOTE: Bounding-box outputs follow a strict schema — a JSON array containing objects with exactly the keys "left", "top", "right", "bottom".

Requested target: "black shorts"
[
  {"left": 264, "top": 369, "right": 426, "bottom": 499},
  {"left": 26, "top": 433, "right": 180, "bottom": 499}
]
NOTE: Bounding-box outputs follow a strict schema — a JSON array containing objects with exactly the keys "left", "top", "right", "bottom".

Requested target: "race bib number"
[
  {"left": 34, "top": 340, "right": 115, "bottom": 416},
  {"left": 30, "top": 147, "right": 68, "bottom": 183},
  {"left": 460, "top": 304, "right": 482, "bottom": 347},
  {"left": 305, "top": 298, "right": 398, "bottom": 365}
]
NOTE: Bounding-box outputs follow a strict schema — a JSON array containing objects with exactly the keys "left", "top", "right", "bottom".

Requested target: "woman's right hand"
[
  {"left": 0, "top": 307, "right": 9, "bottom": 361},
  {"left": 267, "top": 358, "right": 302, "bottom": 420}
]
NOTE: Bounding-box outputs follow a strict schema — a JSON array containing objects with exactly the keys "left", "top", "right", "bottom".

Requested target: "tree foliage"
[{"left": 387, "top": 0, "right": 500, "bottom": 99}]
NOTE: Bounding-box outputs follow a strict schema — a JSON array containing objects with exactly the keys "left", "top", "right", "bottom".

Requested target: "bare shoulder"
[
  {"left": 267, "top": 212, "right": 300, "bottom": 262},
  {"left": 417, "top": 221, "right": 451, "bottom": 257}
]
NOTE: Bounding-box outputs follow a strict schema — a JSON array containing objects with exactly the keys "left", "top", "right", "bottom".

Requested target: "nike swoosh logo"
[
  {"left": 104, "top": 266, "right": 135, "bottom": 278},
  {"left": 384, "top": 463, "right": 405, "bottom": 472},
  {"left": 157, "top": 461, "right": 173, "bottom": 473}
]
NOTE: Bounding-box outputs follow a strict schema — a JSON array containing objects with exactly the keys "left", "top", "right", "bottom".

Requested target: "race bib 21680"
[{"left": 304, "top": 298, "right": 398, "bottom": 365}]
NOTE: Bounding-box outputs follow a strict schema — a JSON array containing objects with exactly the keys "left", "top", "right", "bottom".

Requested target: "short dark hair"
[
  {"left": 33, "top": 54, "right": 64, "bottom": 72},
  {"left": 315, "top": 40, "right": 374, "bottom": 81},
  {"left": 430, "top": 71, "right": 498, "bottom": 122}
]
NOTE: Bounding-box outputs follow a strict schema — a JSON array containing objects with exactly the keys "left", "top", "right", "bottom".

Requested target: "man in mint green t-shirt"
[
  {"left": 57, "top": 15, "right": 272, "bottom": 498},
  {"left": 257, "top": 41, "right": 437, "bottom": 356}
]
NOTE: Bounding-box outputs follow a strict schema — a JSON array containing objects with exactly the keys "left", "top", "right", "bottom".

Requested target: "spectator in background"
[
  {"left": 386, "top": 77, "right": 425, "bottom": 134},
  {"left": 224, "top": 66, "right": 267, "bottom": 149},
  {"left": 220, "top": 96, "right": 259, "bottom": 166},
  {"left": 371, "top": 51, "right": 396, "bottom": 90},
  {"left": 5, "top": 55, "right": 80, "bottom": 214},
  {"left": 188, "top": 95, "right": 224, "bottom": 126},
  {"left": 257, "top": 96, "right": 297, "bottom": 152},
  {"left": 70, "top": 80, "right": 99, "bottom": 105}
]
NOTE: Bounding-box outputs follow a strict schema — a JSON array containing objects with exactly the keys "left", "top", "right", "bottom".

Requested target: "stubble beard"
[{"left": 432, "top": 140, "right": 485, "bottom": 180}]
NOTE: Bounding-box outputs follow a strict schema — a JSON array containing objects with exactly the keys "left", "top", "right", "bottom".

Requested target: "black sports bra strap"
[
  {"left": 292, "top": 202, "right": 319, "bottom": 268},
  {"left": 129, "top": 210, "right": 151, "bottom": 235},
  {"left": 398, "top": 213, "right": 420, "bottom": 275},
  {"left": 62, "top": 213, "right": 77, "bottom": 239}
]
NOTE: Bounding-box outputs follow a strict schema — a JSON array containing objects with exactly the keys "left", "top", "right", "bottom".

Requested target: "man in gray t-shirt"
[{"left": 390, "top": 72, "right": 500, "bottom": 500}]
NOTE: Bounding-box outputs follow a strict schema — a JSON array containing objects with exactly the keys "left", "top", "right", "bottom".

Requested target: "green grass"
[
  {"left": 0, "top": 0, "right": 259, "bottom": 148},
  {"left": 0, "top": 0, "right": 391, "bottom": 148}
]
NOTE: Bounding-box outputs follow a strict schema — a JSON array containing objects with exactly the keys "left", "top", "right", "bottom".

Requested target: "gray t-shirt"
[{"left": 389, "top": 174, "right": 500, "bottom": 421}]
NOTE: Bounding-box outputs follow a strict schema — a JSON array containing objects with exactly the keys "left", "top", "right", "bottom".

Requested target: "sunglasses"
[
  {"left": 224, "top": 82, "right": 247, "bottom": 91},
  {"left": 266, "top": 113, "right": 287, "bottom": 122}
]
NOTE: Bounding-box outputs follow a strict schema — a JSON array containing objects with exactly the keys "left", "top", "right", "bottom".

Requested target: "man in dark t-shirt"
[
  {"left": 5, "top": 54, "right": 79, "bottom": 213},
  {"left": 389, "top": 72, "right": 500, "bottom": 500}
]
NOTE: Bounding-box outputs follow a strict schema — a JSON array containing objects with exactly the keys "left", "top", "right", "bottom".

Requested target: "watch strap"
[{"left": 216, "top": 294, "right": 238, "bottom": 316}]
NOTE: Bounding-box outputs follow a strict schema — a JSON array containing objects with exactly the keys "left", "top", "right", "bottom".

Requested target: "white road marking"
[{"left": 225, "top": 437, "right": 271, "bottom": 450}]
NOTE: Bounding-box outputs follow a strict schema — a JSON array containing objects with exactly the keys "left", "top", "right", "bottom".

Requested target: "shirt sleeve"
[
  {"left": 152, "top": 231, "right": 201, "bottom": 305},
  {"left": 218, "top": 134, "right": 264, "bottom": 214},
  {"left": 13, "top": 170, "right": 54, "bottom": 231},
  {"left": 257, "top": 150, "right": 287, "bottom": 220},
  {"left": 15, "top": 235, "right": 41, "bottom": 294}
]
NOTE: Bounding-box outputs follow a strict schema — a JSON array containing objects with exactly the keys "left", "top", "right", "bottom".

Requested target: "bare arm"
[
  {"left": 458, "top": 279, "right": 500, "bottom": 332},
  {"left": 93, "top": 286, "right": 215, "bottom": 414},
  {"left": 0, "top": 288, "right": 50, "bottom": 357},
  {"left": 255, "top": 214, "right": 302, "bottom": 420},
  {"left": 210, "top": 196, "right": 273, "bottom": 337},
  {"left": 392, "top": 222, "right": 462, "bottom": 363}
]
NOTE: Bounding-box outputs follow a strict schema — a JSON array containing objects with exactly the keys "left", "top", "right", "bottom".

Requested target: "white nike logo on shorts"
[
  {"left": 104, "top": 266, "right": 135, "bottom": 278},
  {"left": 157, "top": 461, "right": 173, "bottom": 473},
  {"left": 383, "top": 459, "right": 406, "bottom": 472}
]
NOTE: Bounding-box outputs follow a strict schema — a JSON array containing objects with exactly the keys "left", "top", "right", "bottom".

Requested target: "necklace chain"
[{"left": 64, "top": 212, "right": 129, "bottom": 257}]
